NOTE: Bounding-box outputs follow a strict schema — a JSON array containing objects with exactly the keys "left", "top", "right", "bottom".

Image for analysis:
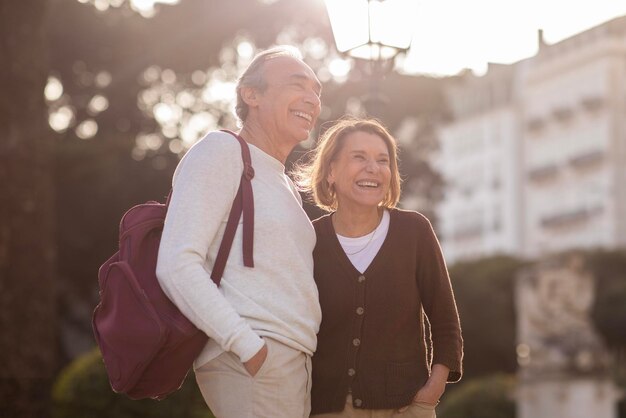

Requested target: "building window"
[
  {"left": 453, "top": 224, "right": 483, "bottom": 240},
  {"left": 540, "top": 206, "right": 603, "bottom": 229}
]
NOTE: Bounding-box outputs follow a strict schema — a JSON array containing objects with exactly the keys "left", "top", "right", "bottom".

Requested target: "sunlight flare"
[
  {"left": 75, "top": 119, "right": 98, "bottom": 139},
  {"left": 44, "top": 76, "right": 63, "bottom": 102}
]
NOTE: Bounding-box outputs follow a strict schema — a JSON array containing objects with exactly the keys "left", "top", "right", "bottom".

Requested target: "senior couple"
[{"left": 156, "top": 46, "right": 463, "bottom": 418}]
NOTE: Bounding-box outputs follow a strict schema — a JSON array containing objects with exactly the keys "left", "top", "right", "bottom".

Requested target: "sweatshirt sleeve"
[
  {"left": 156, "top": 132, "right": 264, "bottom": 362},
  {"left": 415, "top": 214, "right": 464, "bottom": 382}
]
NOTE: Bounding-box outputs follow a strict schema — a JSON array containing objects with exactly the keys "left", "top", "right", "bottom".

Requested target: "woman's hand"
[
  {"left": 397, "top": 364, "right": 449, "bottom": 413},
  {"left": 243, "top": 341, "right": 268, "bottom": 377}
]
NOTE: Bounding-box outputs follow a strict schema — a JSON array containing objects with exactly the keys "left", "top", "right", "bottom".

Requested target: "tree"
[
  {"left": 588, "top": 249, "right": 626, "bottom": 348},
  {"left": 449, "top": 256, "right": 525, "bottom": 380},
  {"left": 0, "top": 1, "right": 58, "bottom": 417}
]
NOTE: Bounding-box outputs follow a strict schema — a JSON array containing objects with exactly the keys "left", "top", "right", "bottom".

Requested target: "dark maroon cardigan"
[{"left": 311, "top": 209, "right": 463, "bottom": 414}]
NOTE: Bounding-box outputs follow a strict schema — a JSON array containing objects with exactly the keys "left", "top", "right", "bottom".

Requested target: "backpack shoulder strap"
[
  {"left": 210, "top": 129, "right": 255, "bottom": 285},
  {"left": 163, "top": 131, "right": 255, "bottom": 286}
]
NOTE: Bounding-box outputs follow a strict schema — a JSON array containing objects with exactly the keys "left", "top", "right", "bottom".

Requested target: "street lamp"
[{"left": 324, "top": 0, "right": 416, "bottom": 115}]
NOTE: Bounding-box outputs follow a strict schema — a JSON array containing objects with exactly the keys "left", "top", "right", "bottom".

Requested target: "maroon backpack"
[{"left": 92, "top": 130, "right": 254, "bottom": 400}]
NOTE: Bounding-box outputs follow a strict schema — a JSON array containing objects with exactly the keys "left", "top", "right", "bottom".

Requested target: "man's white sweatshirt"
[{"left": 156, "top": 131, "right": 321, "bottom": 368}]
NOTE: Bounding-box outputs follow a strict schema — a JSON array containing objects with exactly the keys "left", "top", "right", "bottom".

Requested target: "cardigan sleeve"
[{"left": 415, "top": 214, "right": 463, "bottom": 382}]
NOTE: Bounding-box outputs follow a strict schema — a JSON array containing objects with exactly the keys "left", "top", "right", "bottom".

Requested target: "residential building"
[{"left": 436, "top": 17, "right": 626, "bottom": 263}]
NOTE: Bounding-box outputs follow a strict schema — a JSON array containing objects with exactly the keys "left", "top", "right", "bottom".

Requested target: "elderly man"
[{"left": 156, "top": 46, "right": 322, "bottom": 417}]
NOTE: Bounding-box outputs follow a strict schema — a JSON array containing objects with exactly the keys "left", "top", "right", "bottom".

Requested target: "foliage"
[
  {"left": 449, "top": 255, "right": 526, "bottom": 380},
  {"left": 55, "top": 134, "right": 177, "bottom": 363},
  {"left": 616, "top": 372, "right": 626, "bottom": 418},
  {"left": 587, "top": 249, "right": 626, "bottom": 347},
  {"left": 52, "top": 347, "right": 213, "bottom": 418},
  {"left": 587, "top": 249, "right": 626, "bottom": 418},
  {"left": 438, "top": 374, "right": 516, "bottom": 418}
]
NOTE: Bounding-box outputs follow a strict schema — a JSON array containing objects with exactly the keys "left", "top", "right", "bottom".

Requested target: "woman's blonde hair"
[{"left": 294, "top": 117, "right": 402, "bottom": 212}]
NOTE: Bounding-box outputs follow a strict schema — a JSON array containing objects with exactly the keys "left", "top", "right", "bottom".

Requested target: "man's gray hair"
[{"left": 235, "top": 45, "right": 304, "bottom": 123}]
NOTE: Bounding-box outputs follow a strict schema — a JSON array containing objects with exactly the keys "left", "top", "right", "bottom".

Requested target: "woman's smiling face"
[{"left": 327, "top": 130, "right": 392, "bottom": 211}]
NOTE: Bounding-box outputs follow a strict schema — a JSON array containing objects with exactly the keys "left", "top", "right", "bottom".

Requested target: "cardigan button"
[
  {"left": 357, "top": 275, "right": 366, "bottom": 283},
  {"left": 347, "top": 368, "right": 356, "bottom": 376},
  {"left": 354, "top": 398, "right": 363, "bottom": 407},
  {"left": 356, "top": 307, "right": 364, "bottom": 315},
  {"left": 352, "top": 338, "right": 361, "bottom": 347}
]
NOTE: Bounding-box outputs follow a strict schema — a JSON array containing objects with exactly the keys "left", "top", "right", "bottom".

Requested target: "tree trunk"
[{"left": 0, "top": 1, "right": 57, "bottom": 417}]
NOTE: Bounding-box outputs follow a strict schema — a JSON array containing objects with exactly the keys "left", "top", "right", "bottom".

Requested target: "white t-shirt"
[{"left": 337, "top": 209, "right": 390, "bottom": 273}]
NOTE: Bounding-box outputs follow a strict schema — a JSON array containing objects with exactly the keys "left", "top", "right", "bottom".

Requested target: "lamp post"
[{"left": 324, "top": 0, "right": 416, "bottom": 116}]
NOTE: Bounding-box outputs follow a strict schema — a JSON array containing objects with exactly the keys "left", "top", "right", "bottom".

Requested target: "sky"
[{"left": 400, "top": 0, "right": 626, "bottom": 76}]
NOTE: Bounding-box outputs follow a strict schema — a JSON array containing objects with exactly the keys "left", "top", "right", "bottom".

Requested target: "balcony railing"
[
  {"left": 528, "top": 163, "right": 559, "bottom": 182},
  {"left": 569, "top": 149, "right": 604, "bottom": 168},
  {"left": 540, "top": 206, "right": 603, "bottom": 228},
  {"left": 580, "top": 96, "right": 604, "bottom": 112},
  {"left": 452, "top": 224, "right": 483, "bottom": 240},
  {"left": 526, "top": 117, "right": 546, "bottom": 132}
]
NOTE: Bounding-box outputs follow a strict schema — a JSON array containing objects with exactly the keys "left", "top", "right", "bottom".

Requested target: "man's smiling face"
[{"left": 254, "top": 56, "right": 322, "bottom": 146}]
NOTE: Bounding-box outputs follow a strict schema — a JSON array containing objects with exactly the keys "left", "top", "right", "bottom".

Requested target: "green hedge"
[
  {"left": 52, "top": 347, "right": 213, "bottom": 418},
  {"left": 438, "top": 374, "right": 516, "bottom": 418}
]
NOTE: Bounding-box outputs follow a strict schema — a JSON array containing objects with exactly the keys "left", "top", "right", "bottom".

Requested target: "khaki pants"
[
  {"left": 195, "top": 338, "right": 312, "bottom": 418},
  {"left": 311, "top": 394, "right": 436, "bottom": 418}
]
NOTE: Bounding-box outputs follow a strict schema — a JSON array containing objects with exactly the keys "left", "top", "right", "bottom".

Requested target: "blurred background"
[{"left": 1, "top": 0, "right": 626, "bottom": 417}]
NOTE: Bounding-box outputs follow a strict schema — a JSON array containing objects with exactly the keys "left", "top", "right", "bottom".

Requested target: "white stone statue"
[{"left": 516, "top": 253, "right": 610, "bottom": 377}]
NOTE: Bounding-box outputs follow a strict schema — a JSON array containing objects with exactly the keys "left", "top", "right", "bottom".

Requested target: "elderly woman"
[{"left": 299, "top": 118, "right": 463, "bottom": 418}]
